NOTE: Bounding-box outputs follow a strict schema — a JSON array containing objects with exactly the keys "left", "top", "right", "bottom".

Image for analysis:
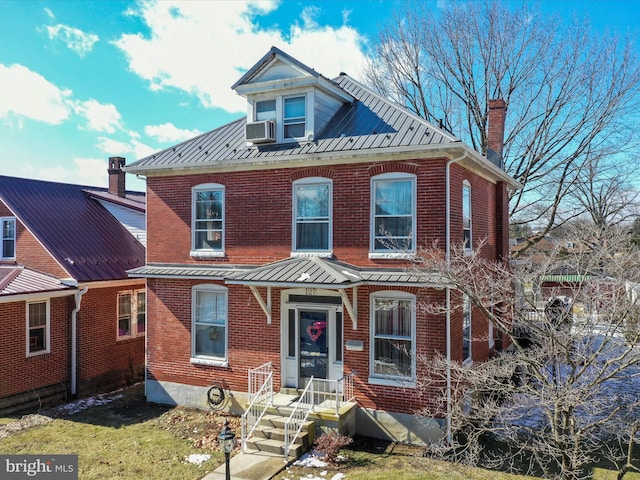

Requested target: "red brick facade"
[
  {"left": 144, "top": 156, "right": 503, "bottom": 417},
  {"left": 0, "top": 201, "right": 146, "bottom": 413}
]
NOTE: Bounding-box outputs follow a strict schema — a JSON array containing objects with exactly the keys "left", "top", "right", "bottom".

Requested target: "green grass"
[
  {"left": 0, "top": 385, "right": 227, "bottom": 480},
  {"left": 2, "top": 385, "right": 640, "bottom": 480}
]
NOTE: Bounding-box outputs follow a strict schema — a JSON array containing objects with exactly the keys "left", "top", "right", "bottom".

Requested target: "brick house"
[
  {"left": 0, "top": 159, "right": 146, "bottom": 414},
  {"left": 126, "top": 47, "right": 518, "bottom": 445}
]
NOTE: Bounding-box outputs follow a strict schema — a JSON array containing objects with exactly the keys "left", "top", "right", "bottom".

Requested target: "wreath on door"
[{"left": 306, "top": 321, "right": 326, "bottom": 343}]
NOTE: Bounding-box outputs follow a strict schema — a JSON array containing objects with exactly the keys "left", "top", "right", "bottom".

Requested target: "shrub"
[{"left": 313, "top": 431, "right": 353, "bottom": 463}]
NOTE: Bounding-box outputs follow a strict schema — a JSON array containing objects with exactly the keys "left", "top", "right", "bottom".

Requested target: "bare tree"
[
  {"left": 565, "top": 157, "right": 640, "bottom": 239},
  {"left": 365, "top": 1, "right": 640, "bottom": 253},
  {"left": 413, "top": 226, "right": 640, "bottom": 480}
]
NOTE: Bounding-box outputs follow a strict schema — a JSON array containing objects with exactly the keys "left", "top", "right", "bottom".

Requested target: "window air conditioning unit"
[{"left": 245, "top": 120, "right": 276, "bottom": 143}]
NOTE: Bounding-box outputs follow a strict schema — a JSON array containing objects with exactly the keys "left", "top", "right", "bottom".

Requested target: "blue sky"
[{"left": 1, "top": 0, "right": 639, "bottom": 192}]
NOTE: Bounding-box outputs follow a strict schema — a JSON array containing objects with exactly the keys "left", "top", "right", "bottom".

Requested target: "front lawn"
[{"left": 1, "top": 385, "right": 638, "bottom": 480}]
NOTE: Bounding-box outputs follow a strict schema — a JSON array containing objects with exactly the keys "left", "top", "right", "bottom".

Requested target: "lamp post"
[{"left": 218, "top": 419, "right": 235, "bottom": 480}]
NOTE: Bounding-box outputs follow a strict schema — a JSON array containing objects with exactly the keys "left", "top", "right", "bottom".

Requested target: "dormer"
[{"left": 232, "top": 47, "right": 354, "bottom": 145}]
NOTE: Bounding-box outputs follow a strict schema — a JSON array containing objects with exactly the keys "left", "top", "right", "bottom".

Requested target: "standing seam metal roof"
[
  {"left": 125, "top": 74, "right": 460, "bottom": 173},
  {"left": 0, "top": 176, "right": 145, "bottom": 282}
]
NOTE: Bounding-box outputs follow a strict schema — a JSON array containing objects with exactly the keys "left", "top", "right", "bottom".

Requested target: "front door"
[
  {"left": 299, "top": 309, "right": 328, "bottom": 382},
  {"left": 282, "top": 291, "right": 343, "bottom": 389}
]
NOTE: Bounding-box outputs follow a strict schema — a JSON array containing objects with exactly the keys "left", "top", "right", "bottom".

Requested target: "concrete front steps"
[
  {"left": 243, "top": 412, "right": 314, "bottom": 460},
  {"left": 243, "top": 392, "right": 357, "bottom": 461}
]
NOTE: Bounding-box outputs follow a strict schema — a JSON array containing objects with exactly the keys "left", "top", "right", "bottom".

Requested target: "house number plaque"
[{"left": 305, "top": 288, "right": 317, "bottom": 296}]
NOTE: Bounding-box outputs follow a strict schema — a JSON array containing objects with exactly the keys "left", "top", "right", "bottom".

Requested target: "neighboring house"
[
  {"left": 0, "top": 158, "right": 146, "bottom": 414},
  {"left": 126, "top": 47, "right": 519, "bottom": 444}
]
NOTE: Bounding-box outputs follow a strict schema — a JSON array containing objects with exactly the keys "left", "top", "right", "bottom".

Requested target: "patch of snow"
[
  {"left": 293, "top": 453, "right": 328, "bottom": 468},
  {"left": 55, "top": 393, "right": 124, "bottom": 415},
  {"left": 187, "top": 453, "right": 210, "bottom": 466}
]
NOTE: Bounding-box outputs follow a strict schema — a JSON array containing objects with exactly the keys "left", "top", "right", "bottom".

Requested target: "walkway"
[{"left": 201, "top": 451, "right": 286, "bottom": 480}]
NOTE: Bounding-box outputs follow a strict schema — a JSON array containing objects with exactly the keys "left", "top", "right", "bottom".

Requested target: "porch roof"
[
  {"left": 128, "top": 257, "right": 448, "bottom": 288},
  {"left": 225, "top": 257, "right": 363, "bottom": 288}
]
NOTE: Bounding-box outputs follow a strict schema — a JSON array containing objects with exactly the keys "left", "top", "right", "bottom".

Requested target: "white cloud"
[
  {"left": 145, "top": 122, "right": 201, "bottom": 142},
  {"left": 96, "top": 136, "right": 131, "bottom": 155},
  {"left": 74, "top": 99, "right": 122, "bottom": 133},
  {"left": 113, "top": 0, "right": 368, "bottom": 114},
  {"left": 0, "top": 64, "right": 72, "bottom": 125},
  {"left": 46, "top": 24, "right": 99, "bottom": 57},
  {"left": 43, "top": 8, "right": 55, "bottom": 19},
  {"left": 36, "top": 157, "right": 106, "bottom": 187}
]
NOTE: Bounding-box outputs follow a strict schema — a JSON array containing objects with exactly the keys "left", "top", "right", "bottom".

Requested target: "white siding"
[
  {"left": 315, "top": 90, "right": 345, "bottom": 134},
  {"left": 97, "top": 200, "right": 146, "bottom": 247}
]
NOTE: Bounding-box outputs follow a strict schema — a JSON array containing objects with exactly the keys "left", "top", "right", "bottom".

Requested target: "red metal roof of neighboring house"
[
  {"left": 0, "top": 175, "right": 145, "bottom": 282},
  {"left": 0, "top": 265, "right": 75, "bottom": 296}
]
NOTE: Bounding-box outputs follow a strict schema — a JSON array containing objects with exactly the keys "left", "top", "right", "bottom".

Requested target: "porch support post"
[
  {"left": 249, "top": 286, "right": 272, "bottom": 324},
  {"left": 339, "top": 287, "right": 357, "bottom": 330}
]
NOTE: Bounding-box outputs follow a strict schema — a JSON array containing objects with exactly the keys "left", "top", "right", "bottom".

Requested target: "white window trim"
[
  {"left": 116, "top": 289, "right": 146, "bottom": 341},
  {"left": 249, "top": 91, "right": 313, "bottom": 144},
  {"left": 369, "top": 291, "right": 416, "bottom": 387},
  {"left": 191, "top": 183, "right": 225, "bottom": 257},
  {"left": 190, "top": 284, "right": 229, "bottom": 367},
  {"left": 369, "top": 173, "right": 417, "bottom": 257},
  {"left": 292, "top": 177, "right": 333, "bottom": 254},
  {"left": 26, "top": 299, "right": 50, "bottom": 357},
  {"left": 1, "top": 216, "right": 16, "bottom": 260},
  {"left": 463, "top": 294, "right": 472, "bottom": 366},
  {"left": 463, "top": 181, "right": 472, "bottom": 255}
]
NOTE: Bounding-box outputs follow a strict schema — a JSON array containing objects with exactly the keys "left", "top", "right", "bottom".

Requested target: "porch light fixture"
[{"left": 218, "top": 419, "right": 235, "bottom": 480}]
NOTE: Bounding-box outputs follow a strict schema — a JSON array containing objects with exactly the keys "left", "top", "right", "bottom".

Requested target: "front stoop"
[{"left": 243, "top": 413, "right": 314, "bottom": 460}]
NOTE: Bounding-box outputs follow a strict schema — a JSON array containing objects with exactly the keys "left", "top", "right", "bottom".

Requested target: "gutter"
[
  {"left": 71, "top": 284, "right": 89, "bottom": 396},
  {"left": 445, "top": 151, "right": 468, "bottom": 444}
]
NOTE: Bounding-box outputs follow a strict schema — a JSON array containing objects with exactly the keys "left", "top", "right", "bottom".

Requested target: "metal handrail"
[
  {"left": 241, "top": 363, "right": 273, "bottom": 453},
  {"left": 284, "top": 376, "right": 314, "bottom": 462},
  {"left": 305, "top": 371, "right": 356, "bottom": 416}
]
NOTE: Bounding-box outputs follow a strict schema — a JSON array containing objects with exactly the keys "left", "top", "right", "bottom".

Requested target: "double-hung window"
[
  {"left": 463, "top": 294, "right": 472, "bottom": 364},
  {"left": 27, "top": 300, "right": 49, "bottom": 356},
  {"left": 117, "top": 289, "right": 146, "bottom": 339},
  {"left": 293, "top": 178, "right": 332, "bottom": 253},
  {"left": 370, "top": 293, "right": 416, "bottom": 385},
  {"left": 371, "top": 173, "right": 416, "bottom": 254},
  {"left": 2, "top": 217, "right": 16, "bottom": 260},
  {"left": 283, "top": 96, "right": 306, "bottom": 139},
  {"left": 192, "top": 184, "right": 225, "bottom": 255},
  {"left": 192, "top": 285, "right": 228, "bottom": 365},
  {"left": 463, "top": 181, "right": 472, "bottom": 253},
  {"left": 255, "top": 99, "right": 276, "bottom": 121}
]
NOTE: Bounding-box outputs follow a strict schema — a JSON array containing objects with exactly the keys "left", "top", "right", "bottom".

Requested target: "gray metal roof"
[
  {"left": 0, "top": 266, "right": 76, "bottom": 297},
  {"left": 128, "top": 258, "right": 449, "bottom": 288},
  {"left": 226, "top": 257, "right": 364, "bottom": 287},
  {"left": 127, "top": 264, "right": 252, "bottom": 279},
  {"left": 125, "top": 74, "right": 460, "bottom": 174}
]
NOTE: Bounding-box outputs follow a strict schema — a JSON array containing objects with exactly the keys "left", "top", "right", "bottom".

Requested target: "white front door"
[{"left": 282, "top": 291, "right": 344, "bottom": 389}]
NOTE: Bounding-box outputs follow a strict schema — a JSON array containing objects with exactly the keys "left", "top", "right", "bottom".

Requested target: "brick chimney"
[
  {"left": 108, "top": 156, "right": 126, "bottom": 198},
  {"left": 487, "top": 99, "right": 507, "bottom": 169}
]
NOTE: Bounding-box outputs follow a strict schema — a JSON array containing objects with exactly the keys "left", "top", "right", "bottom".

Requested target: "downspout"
[
  {"left": 445, "top": 150, "right": 468, "bottom": 444},
  {"left": 71, "top": 285, "right": 89, "bottom": 396}
]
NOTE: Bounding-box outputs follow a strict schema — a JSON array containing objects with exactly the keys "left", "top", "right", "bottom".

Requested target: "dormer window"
[
  {"left": 256, "top": 100, "right": 276, "bottom": 121},
  {"left": 284, "top": 96, "right": 306, "bottom": 139},
  {"left": 249, "top": 94, "right": 309, "bottom": 144}
]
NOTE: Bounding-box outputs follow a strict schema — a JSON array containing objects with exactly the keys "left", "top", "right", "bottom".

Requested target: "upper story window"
[
  {"left": 256, "top": 99, "right": 276, "bottom": 121},
  {"left": 370, "top": 173, "right": 416, "bottom": 255},
  {"left": 463, "top": 294, "right": 472, "bottom": 364},
  {"left": 293, "top": 177, "right": 332, "bottom": 254},
  {"left": 192, "top": 184, "right": 225, "bottom": 256},
  {"left": 192, "top": 284, "right": 228, "bottom": 366},
  {"left": 370, "top": 292, "right": 416, "bottom": 385},
  {"left": 2, "top": 217, "right": 16, "bottom": 260},
  {"left": 117, "top": 289, "right": 146, "bottom": 340},
  {"left": 284, "top": 96, "right": 306, "bottom": 139},
  {"left": 27, "top": 300, "right": 49, "bottom": 356},
  {"left": 463, "top": 181, "right": 472, "bottom": 253},
  {"left": 250, "top": 94, "right": 308, "bottom": 143}
]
